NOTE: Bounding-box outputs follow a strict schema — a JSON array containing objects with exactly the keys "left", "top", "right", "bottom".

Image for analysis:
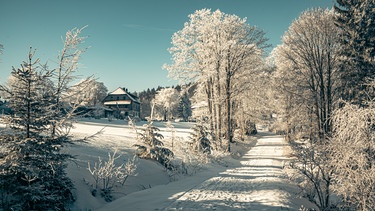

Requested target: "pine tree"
[
  {"left": 133, "top": 121, "right": 174, "bottom": 169},
  {"left": 188, "top": 121, "right": 211, "bottom": 154},
  {"left": 4, "top": 48, "right": 53, "bottom": 138},
  {"left": 0, "top": 48, "right": 74, "bottom": 210},
  {"left": 0, "top": 27, "right": 88, "bottom": 210},
  {"left": 177, "top": 91, "right": 192, "bottom": 122},
  {"left": 335, "top": 0, "right": 375, "bottom": 103}
]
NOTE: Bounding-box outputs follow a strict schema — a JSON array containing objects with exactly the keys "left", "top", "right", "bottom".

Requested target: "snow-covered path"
[{"left": 98, "top": 132, "right": 310, "bottom": 211}]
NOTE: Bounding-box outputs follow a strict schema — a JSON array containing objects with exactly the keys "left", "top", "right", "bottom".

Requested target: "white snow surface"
[
  {"left": 86, "top": 126, "right": 314, "bottom": 211},
  {"left": 0, "top": 118, "right": 315, "bottom": 210}
]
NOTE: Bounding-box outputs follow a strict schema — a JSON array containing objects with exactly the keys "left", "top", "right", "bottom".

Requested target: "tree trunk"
[
  {"left": 206, "top": 81, "right": 214, "bottom": 135},
  {"left": 225, "top": 69, "right": 232, "bottom": 152},
  {"left": 215, "top": 59, "right": 222, "bottom": 140}
]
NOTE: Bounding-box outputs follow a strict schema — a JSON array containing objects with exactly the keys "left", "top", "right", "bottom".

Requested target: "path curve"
[{"left": 98, "top": 132, "right": 311, "bottom": 211}]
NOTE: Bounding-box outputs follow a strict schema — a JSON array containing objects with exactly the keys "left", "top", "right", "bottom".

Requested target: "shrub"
[
  {"left": 133, "top": 121, "right": 174, "bottom": 169},
  {"left": 188, "top": 122, "right": 211, "bottom": 154},
  {"left": 87, "top": 150, "right": 137, "bottom": 202}
]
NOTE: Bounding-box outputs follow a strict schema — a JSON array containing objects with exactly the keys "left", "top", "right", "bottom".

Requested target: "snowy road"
[{"left": 98, "top": 132, "right": 311, "bottom": 211}]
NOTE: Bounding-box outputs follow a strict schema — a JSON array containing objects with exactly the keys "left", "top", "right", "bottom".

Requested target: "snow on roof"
[
  {"left": 110, "top": 87, "right": 127, "bottom": 95},
  {"left": 104, "top": 100, "right": 131, "bottom": 105},
  {"left": 108, "top": 87, "right": 140, "bottom": 104}
]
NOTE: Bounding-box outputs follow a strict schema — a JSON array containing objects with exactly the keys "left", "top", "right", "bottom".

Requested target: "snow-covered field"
[
  {"left": 97, "top": 132, "right": 316, "bottom": 211},
  {"left": 64, "top": 118, "right": 316, "bottom": 210},
  {"left": 1, "top": 118, "right": 315, "bottom": 210},
  {"left": 66, "top": 118, "right": 196, "bottom": 210}
]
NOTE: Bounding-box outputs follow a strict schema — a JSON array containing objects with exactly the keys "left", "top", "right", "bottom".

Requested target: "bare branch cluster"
[{"left": 87, "top": 150, "right": 138, "bottom": 202}]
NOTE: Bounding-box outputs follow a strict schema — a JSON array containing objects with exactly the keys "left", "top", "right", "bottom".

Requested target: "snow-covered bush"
[
  {"left": 289, "top": 141, "right": 334, "bottom": 210},
  {"left": 0, "top": 135, "right": 75, "bottom": 210},
  {"left": 188, "top": 122, "right": 211, "bottom": 154},
  {"left": 133, "top": 121, "right": 174, "bottom": 170},
  {"left": 330, "top": 102, "right": 375, "bottom": 210},
  {"left": 87, "top": 150, "right": 137, "bottom": 202},
  {"left": 167, "top": 138, "right": 210, "bottom": 179}
]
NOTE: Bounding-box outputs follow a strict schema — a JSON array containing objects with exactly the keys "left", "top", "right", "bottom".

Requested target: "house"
[{"left": 102, "top": 87, "right": 141, "bottom": 119}]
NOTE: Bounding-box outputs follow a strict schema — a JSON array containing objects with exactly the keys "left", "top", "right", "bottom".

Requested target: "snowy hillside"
[{"left": 66, "top": 118, "right": 195, "bottom": 210}]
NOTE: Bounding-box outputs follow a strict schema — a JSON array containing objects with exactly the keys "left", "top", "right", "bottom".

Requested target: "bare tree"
[{"left": 51, "top": 26, "right": 92, "bottom": 136}]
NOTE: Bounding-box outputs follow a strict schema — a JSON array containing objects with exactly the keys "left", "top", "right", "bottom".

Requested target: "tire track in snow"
[{"left": 162, "top": 132, "right": 303, "bottom": 211}]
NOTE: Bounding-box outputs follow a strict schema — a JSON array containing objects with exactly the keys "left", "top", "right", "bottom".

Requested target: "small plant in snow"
[
  {"left": 133, "top": 121, "right": 174, "bottom": 170},
  {"left": 188, "top": 121, "right": 211, "bottom": 154},
  {"left": 169, "top": 136, "right": 211, "bottom": 178},
  {"left": 87, "top": 149, "right": 137, "bottom": 202}
]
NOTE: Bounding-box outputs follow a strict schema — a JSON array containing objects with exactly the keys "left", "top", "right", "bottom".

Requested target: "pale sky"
[{"left": 0, "top": 0, "right": 334, "bottom": 93}]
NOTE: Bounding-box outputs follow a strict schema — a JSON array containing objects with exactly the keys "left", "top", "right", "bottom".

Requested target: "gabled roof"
[
  {"left": 110, "top": 87, "right": 127, "bottom": 95},
  {"left": 108, "top": 87, "right": 140, "bottom": 104}
]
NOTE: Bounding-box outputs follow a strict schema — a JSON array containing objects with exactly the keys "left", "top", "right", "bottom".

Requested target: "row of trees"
[
  {"left": 272, "top": 1, "right": 375, "bottom": 210},
  {"left": 164, "top": 9, "right": 271, "bottom": 151},
  {"left": 136, "top": 85, "right": 192, "bottom": 121},
  {"left": 138, "top": 85, "right": 194, "bottom": 121}
]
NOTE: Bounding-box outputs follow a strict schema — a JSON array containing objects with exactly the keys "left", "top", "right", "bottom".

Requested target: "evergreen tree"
[
  {"left": 177, "top": 91, "right": 192, "bottom": 122},
  {"left": 4, "top": 48, "right": 53, "bottom": 138},
  {"left": 335, "top": 0, "right": 375, "bottom": 103},
  {"left": 0, "top": 27, "right": 88, "bottom": 210},
  {"left": 133, "top": 121, "right": 174, "bottom": 169},
  {"left": 188, "top": 121, "right": 211, "bottom": 154},
  {"left": 0, "top": 49, "right": 74, "bottom": 210}
]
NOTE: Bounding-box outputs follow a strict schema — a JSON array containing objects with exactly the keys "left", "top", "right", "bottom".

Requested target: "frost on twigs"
[
  {"left": 330, "top": 102, "right": 375, "bottom": 210},
  {"left": 168, "top": 136, "right": 210, "bottom": 179},
  {"left": 87, "top": 149, "right": 137, "bottom": 202},
  {"left": 288, "top": 141, "right": 333, "bottom": 210}
]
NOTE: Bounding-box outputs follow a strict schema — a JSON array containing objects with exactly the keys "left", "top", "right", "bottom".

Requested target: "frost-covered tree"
[
  {"left": 153, "top": 87, "right": 179, "bottom": 121},
  {"left": 68, "top": 79, "right": 108, "bottom": 108},
  {"left": 0, "top": 48, "right": 74, "bottom": 210},
  {"left": 272, "top": 9, "right": 341, "bottom": 209},
  {"left": 164, "top": 9, "right": 268, "bottom": 151},
  {"left": 0, "top": 27, "right": 89, "bottom": 210},
  {"left": 335, "top": 0, "right": 375, "bottom": 103},
  {"left": 1, "top": 49, "right": 53, "bottom": 138},
  {"left": 273, "top": 8, "right": 341, "bottom": 141},
  {"left": 65, "top": 78, "right": 108, "bottom": 119},
  {"left": 51, "top": 26, "right": 91, "bottom": 136},
  {"left": 87, "top": 80, "right": 108, "bottom": 107}
]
